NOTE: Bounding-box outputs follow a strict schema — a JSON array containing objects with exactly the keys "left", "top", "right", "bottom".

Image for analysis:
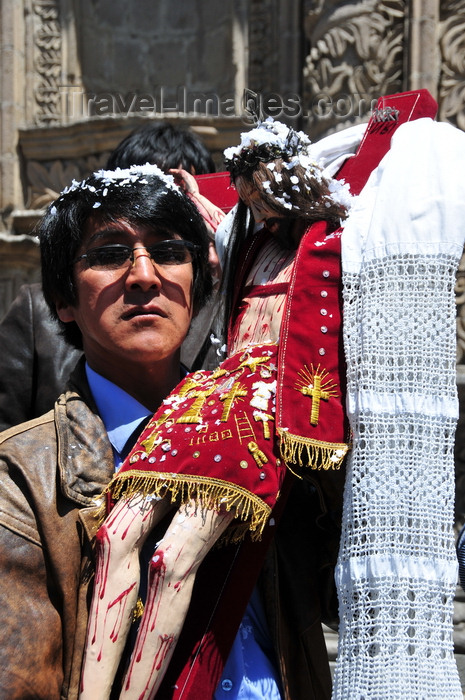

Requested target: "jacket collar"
[{"left": 56, "top": 357, "right": 114, "bottom": 506}]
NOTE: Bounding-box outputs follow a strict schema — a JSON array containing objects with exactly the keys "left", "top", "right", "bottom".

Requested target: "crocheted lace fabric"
[{"left": 333, "top": 119, "right": 465, "bottom": 699}]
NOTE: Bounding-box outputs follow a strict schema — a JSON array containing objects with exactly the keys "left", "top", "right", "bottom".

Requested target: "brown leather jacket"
[
  {"left": 0, "top": 360, "right": 340, "bottom": 700},
  {"left": 0, "top": 283, "right": 83, "bottom": 431},
  {"left": 0, "top": 360, "right": 111, "bottom": 699}
]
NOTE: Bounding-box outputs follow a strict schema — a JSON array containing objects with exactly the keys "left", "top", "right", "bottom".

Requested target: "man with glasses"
[
  {"left": 0, "top": 163, "right": 213, "bottom": 699},
  {"left": 0, "top": 121, "right": 219, "bottom": 433}
]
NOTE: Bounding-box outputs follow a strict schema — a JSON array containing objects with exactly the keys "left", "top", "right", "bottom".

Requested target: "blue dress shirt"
[{"left": 86, "top": 364, "right": 152, "bottom": 469}]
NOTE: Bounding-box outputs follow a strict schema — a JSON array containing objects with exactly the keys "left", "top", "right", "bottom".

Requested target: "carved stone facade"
[
  {"left": 302, "top": 0, "right": 405, "bottom": 138},
  {"left": 31, "top": 0, "right": 63, "bottom": 126},
  {"left": 439, "top": 0, "right": 465, "bottom": 130}
]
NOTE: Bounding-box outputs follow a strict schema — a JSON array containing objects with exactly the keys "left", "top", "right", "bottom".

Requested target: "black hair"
[
  {"left": 38, "top": 171, "right": 212, "bottom": 349},
  {"left": 106, "top": 121, "right": 215, "bottom": 175}
]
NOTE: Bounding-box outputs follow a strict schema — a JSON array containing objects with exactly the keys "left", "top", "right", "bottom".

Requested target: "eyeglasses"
[{"left": 73, "top": 240, "right": 198, "bottom": 270}]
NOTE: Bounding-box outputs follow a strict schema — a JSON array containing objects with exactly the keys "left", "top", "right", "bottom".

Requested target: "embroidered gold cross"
[
  {"left": 177, "top": 385, "right": 216, "bottom": 423},
  {"left": 219, "top": 382, "right": 248, "bottom": 422},
  {"left": 295, "top": 365, "right": 338, "bottom": 427}
]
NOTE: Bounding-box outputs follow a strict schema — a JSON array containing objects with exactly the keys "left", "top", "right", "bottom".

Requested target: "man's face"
[{"left": 57, "top": 218, "right": 195, "bottom": 381}]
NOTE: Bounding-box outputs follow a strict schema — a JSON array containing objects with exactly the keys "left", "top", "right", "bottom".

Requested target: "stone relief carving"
[
  {"left": 248, "top": 0, "right": 278, "bottom": 93},
  {"left": 32, "top": 0, "right": 62, "bottom": 126},
  {"left": 302, "top": 0, "right": 405, "bottom": 138},
  {"left": 26, "top": 155, "right": 110, "bottom": 209},
  {"left": 438, "top": 0, "right": 465, "bottom": 130}
]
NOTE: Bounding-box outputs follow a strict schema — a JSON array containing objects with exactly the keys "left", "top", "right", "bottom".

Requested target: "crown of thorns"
[{"left": 224, "top": 122, "right": 312, "bottom": 178}]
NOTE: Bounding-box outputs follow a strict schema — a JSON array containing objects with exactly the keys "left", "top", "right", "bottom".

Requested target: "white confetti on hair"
[
  {"left": 224, "top": 117, "right": 355, "bottom": 215},
  {"left": 224, "top": 117, "right": 312, "bottom": 162},
  {"left": 274, "top": 196, "right": 292, "bottom": 209},
  {"left": 60, "top": 162, "right": 181, "bottom": 198}
]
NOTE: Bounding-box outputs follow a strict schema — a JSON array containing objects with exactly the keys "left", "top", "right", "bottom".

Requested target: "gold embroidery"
[
  {"left": 189, "top": 435, "right": 208, "bottom": 445},
  {"left": 295, "top": 364, "right": 338, "bottom": 426},
  {"left": 177, "top": 385, "right": 216, "bottom": 423},
  {"left": 177, "top": 375, "right": 203, "bottom": 396},
  {"left": 235, "top": 411, "right": 256, "bottom": 444},
  {"left": 154, "top": 410, "right": 174, "bottom": 427},
  {"left": 253, "top": 412, "right": 275, "bottom": 439},
  {"left": 140, "top": 412, "right": 175, "bottom": 453},
  {"left": 140, "top": 430, "right": 162, "bottom": 454},
  {"left": 210, "top": 367, "right": 229, "bottom": 380},
  {"left": 219, "top": 382, "right": 248, "bottom": 422},
  {"left": 248, "top": 441, "right": 268, "bottom": 467},
  {"left": 238, "top": 353, "right": 271, "bottom": 374}
]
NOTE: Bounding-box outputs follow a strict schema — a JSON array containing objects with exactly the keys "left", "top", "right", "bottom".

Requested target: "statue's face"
[{"left": 234, "top": 176, "right": 285, "bottom": 237}]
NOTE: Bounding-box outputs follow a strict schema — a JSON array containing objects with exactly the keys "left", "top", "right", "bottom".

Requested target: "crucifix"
[{"left": 295, "top": 365, "right": 338, "bottom": 426}]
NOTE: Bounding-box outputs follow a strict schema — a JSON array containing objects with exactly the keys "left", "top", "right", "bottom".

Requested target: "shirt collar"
[{"left": 85, "top": 363, "right": 151, "bottom": 466}]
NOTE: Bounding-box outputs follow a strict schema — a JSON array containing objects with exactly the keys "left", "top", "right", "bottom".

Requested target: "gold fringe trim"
[
  {"left": 278, "top": 428, "right": 349, "bottom": 471},
  {"left": 102, "top": 471, "right": 272, "bottom": 542}
]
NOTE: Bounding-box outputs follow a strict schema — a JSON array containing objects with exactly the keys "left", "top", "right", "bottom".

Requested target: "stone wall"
[{"left": 74, "top": 1, "right": 241, "bottom": 99}]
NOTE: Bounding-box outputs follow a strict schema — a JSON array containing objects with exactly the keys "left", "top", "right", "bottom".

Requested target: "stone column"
[
  {"left": 0, "top": 0, "right": 26, "bottom": 232},
  {"left": 407, "top": 0, "right": 441, "bottom": 94}
]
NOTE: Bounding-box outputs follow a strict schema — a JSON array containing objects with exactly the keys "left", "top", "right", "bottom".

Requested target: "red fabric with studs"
[{"left": 276, "top": 220, "right": 350, "bottom": 470}]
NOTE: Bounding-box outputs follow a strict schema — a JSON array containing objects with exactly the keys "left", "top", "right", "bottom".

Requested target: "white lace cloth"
[{"left": 333, "top": 118, "right": 465, "bottom": 699}]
